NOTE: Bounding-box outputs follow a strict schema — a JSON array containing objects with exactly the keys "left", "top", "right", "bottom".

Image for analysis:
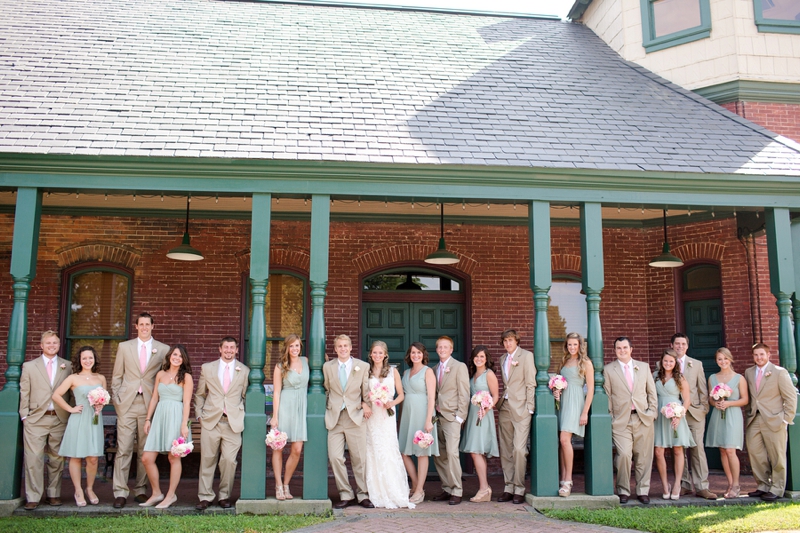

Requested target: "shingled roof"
[{"left": 1, "top": 0, "right": 800, "bottom": 175}]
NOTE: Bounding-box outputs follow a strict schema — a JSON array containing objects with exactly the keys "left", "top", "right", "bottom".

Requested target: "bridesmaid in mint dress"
[
  {"left": 706, "top": 347, "right": 748, "bottom": 499},
  {"left": 270, "top": 334, "right": 309, "bottom": 500},
  {"left": 398, "top": 342, "right": 438, "bottom": 505},
  {"left": 52, "top": 346, "right": 107, "bottom": 507},
  {"left": 653, "top": 349, "right": 695, "bottom": 500},
  {"left": 460, "top": 345, "right": 499, "bottom": 502},
  {"left": 140, "top": 344, "right": 193, "bottom": 509},
  {"left": 552, "top": 333, "right": 594, "bottom": 497}
]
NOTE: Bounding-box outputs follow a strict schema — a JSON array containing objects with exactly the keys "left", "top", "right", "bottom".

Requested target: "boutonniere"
[
  {"left": 765, "top": 371, "right": 772, "bottom": 377},
  {"left": 354, "top": 366, "right": 360, "bottom": 372},
  {"left": 510, "top": 360, "right": 519, "bottom": 367},
  {"left": 235, "top": 366, "right": 242, "bottom": 372},
  {"left": 152, "top": 349, "right": 157, "bottom": 355},
  {"left": 688, "top": 361, "right": 693, "bottom": 368},
  {"left": 444, "top": 366, "right": 451, "bottom": 373},
  {"left": 634, "top": 366, "right": 639, "bottom": 372},
  {"left": 60, "top": 363, "right": 66, "bottom": 369}
]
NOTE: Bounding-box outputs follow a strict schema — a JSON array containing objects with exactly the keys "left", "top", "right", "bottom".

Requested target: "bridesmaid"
[
  {"left": 706, "top": 347, "right": 748, "bottom": 499},
  {"left": 653, "top": 348, "right": 695, "bottom": 500},
  {"left": 140, "top": 344, "right": 193, "bottom": 509},
  {"left": 52, "top": 346, "right": 107, "bottom": 507},
  {"left": 398, "top": 342, "right": 438, "bottom": 505},
  {"left": 553, "top": 333, "right": 594, "bottom": 497},
  {"left": 270, "top": 334, "right": 309, "bottom": 500},
  {"left": 459, "top": 345, "right": 499, "bottom": 502}
]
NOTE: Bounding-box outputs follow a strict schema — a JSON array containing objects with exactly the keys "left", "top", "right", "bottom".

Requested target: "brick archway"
[
  {"left": 672, "top": 242, "right": 725, "bottom": 263},
  {"left": 56, "top": 241, "right": 141, "bottom": 270},
  {"left": 352, "top": 244, "right": 478, "bottom": 276},
  {"left": 235, "top": 245, "right": 310, "bottom": 273}
]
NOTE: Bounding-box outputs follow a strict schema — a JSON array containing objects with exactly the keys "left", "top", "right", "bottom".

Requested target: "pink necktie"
[
  {"left": 680, "top": 359, "right": 685, "bottom": 373},
  {"left": 438, "top": 363, "right": 444, "bottom": 386},
  {"left": 756, "top": 368, "right": 763, "bottom": 392},
  {"left": 47, "top": 359, "right": 54, "bottom": 383},
  {"left": 223, "top": 364, "right": 231, "bottom": 393},
  {"left": 623, "top": 364, "right": 634, "bottom": 391},
  {"left": 138, "top": 343, "right": 147, "bottom": 394},
  {"left": 505, "top": 355, "right": 512, "bottom": 378}
]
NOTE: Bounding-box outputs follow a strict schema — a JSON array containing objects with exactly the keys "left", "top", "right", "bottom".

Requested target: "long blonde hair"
[
  {"left": 280, "top": 334, "right": 303, "bottom": 382},
  {"left": 368, "top": 340, "right": 391, "bottom": 379},
  {"left": 558, "top": 332, "right": 591, "bottom": 380}
]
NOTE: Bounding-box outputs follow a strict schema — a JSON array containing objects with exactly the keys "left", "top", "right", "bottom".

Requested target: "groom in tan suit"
[
  {"left": 195, "top": 337, "right": 249, "bottom": 510},
  {"left": 603, "top": 337, "right": 657, "bottom": 504},
  {"left": 323, "top": 334, "right": 373, "bottom": 509},
  {"left": 431, "top": 336, "right": 470, "bottom": 505},
  {"left": 744, "top": 342, "right": 797, "bottom": 501},
  {"left": 111, "top": 312, "right": 169, "bottom": 507},
  {"left": 496, "top": 329, "right": 536, "bottom": 504},
  {"left": 19, "top": 331, "right": 71, "bottom": 509}
]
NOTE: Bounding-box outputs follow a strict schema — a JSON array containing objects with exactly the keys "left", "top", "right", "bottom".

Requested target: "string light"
[
  {"left": 411, "top": 201, "right": 414, "bottom": 209},
  {"left": 487, "top": 202, "right": 490, "bottom": 210},
  {"left": 641, "top": 206, "right": 645, "bottom": 214},
  {"left": 76, "top": 192, "right": 80, "bottom": 199},
  {"left": 618, "top": 205, "right": 621, "bottom": 213},
  {"left": 215, "top": 195, "right": 219, "bottom": 204},
  {"left": 161, "top": 194, "right": 164, "bottom": 202},
  {"left": 358, "top": 200, "right": 361, "bottom": 207},
  {"left": 513, "top": 202, "right": 516, "bottom": 210},
  {"left": 462, "top": 201, "right": 465, "bottom": 210},
  {"left": 711, "top": 208, "right": 715, "bottom": 218},
  {"left": 733, "top": 208, "right": 737, "bottom": 216},
  {"left": 687, "top": 207, "right": 691, "bottom": 216},
  {"left": 133, "top": 194, "right": 135, "bottom": 201},
  {"left": 276, "top": 197, "right": 279, "bottom": 204},
  {"left": 304, "top": 198, "right": 307, "bottom": 206},
  {"left": 105, "top": 194, "right": 108, "bottom": 201}
]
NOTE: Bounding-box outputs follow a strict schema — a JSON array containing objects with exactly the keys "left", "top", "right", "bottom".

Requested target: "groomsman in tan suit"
[
  {"left": 496, "top": 329, "right": 536, "bottom": 504},
  {"left": 111, "top": 312, "right": 169, "bottom": 507},
  {"left": 744, "top": 342, "right": 797, "bottom": 501},
  {"left": 430, "top": 336, "right": 470, "bottom": 505},
  {"left": 323, "top": 334, "right": 374, "bottom": 509},
  {"left": 603, "top": 337, "right": 657, "bottom": 504},
  {"left": 671, "top": 333, "right": 716, "bottom": 500},
  {"left": 19, "top": 331, "right": 71, "bottom": 509},
  {"left": 195, "top": 337, "right": 249, "bottom": 510}
]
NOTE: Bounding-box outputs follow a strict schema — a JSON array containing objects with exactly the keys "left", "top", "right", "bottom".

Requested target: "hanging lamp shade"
[
  {"left": 167, "top": 197, "right": 204, "bottom": 261},
  {"left": 649, "top": 210, "right": 683, "bottom": 268},
  {"left": 425, "top": 204, "right": 459, "bottom": 265}
]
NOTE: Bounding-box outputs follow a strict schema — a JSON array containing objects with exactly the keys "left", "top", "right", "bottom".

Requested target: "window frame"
[
  {"left": 753, "top": 0, "right": 800, "bottom": 35},
  {"left": 59, "top": 262, "right": 133, "bottom": 362},
  {"left": 640, "top": 0, "right": 712, "bottom": 53}
]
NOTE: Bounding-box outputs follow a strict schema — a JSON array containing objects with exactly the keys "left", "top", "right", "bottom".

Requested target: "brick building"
[{"left": 0, "top": 0, "right": 799, "bottom": 501}]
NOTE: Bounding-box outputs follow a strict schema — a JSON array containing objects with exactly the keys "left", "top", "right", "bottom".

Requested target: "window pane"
[
  {"left": 363, "top": 272, "right": 460, "bottom": 291},
  {"left": 548, "top": 281, "right": 587, "bottom": 373},
  {"left": 684, "top": 265, "right": 721, "bottom": 291},
  {"left": 760, "top": 0, "right": 800, "bottom": 21},
  {"left": 265, "top": 274, "right": 304, "bottom": 340},
  {"left": 69, "top": 271, "right": 129, "bottom": 338},
  {"left": 653, "top": 0, "right": 702, "bottom": 37}
]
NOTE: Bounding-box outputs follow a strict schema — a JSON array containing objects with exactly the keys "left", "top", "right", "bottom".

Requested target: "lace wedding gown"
[{"left": 365, "top": 374, "right": 415, "bottom": 509}]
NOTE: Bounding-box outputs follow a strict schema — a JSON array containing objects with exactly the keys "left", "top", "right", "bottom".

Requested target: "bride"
[{"left": 364, "top": 340, "right": 414, "bottom": 509}]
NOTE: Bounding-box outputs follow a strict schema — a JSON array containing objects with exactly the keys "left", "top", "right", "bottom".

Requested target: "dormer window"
[
  {"left": 641, "top": 0, "right": 712, "bottom": 53},
  {"left": 753, "top": 0, "right": 800, "bottom": 34}
]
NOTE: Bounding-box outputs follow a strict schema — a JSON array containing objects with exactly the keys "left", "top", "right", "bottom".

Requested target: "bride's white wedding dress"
[{"left": 365, "top": 374, "right": 415, "bottom": 509}]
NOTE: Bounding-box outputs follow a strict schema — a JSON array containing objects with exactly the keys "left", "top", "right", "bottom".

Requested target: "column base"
[
  {"left": 236, "top": 498, "right": 332, "bottom": 516},
  {"left": 783, "top": 490, "right": 800, "bottom": 500},
  {"left": 0, "top": 497, "right": 23, "bottom": 517},
  {"left": 525, "top": 493, "right": 620, "bottom": 510}
]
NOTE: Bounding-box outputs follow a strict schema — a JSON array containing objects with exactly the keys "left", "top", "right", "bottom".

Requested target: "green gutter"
[
  {"left": 567, "top": 0, "right": 593, "bottom": 21},
  {"left": 694, "top": 80, "right": 800, "bottom": 105}
]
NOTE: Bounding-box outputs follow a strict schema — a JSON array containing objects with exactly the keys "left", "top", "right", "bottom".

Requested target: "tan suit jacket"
[
  {"left": 744, "top": 363, "right": 797, "bottom": 432},
  {"left": 497, "top": 346, "right": 536, "bottom": 421},
  {"left": 323, "top": 358, "right": 370, "bottom": 430},
  {"left": 111, "top": 338, "right": 170, "bottom": 416},
  {"left": 435, "top": 358, "right": 470, "bottom": 422},
  {"left": 603, "top": 359, "right": 658, "bottom": 431},
  {"left": 680, "top": 356, "right": 708, "bottom": 423},
  {"left": 195, "top": 359, "right": 249, "bottom": 434},
  {"left": 19, "top": 356, "right": 72, "bottom": 424}
]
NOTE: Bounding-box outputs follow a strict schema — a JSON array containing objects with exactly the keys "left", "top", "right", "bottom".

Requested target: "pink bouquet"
[
  {"left": 660, "top": 401, "right": 686, "bottom": 438},
  {"left": 170, "top": 436, "right": 194, "bottom": 457},
  {"left": 710, "top": 383, "right": 733, "bottom": 419},
  {"left": 266, "top": 428, "right": 288, "bottom": 451},
  {"left": 86, "top": 387, "right": 110, "bottom": 425},
  {"left": 470, "top": 390, "right": 494, "bottom": 426},
  {"left": 369, "top": 381, "right": 394, "bottom": 416},
  {"left": 413, "top": 430, "right": 434, "bottom": 449},
  {"left": 548, "top": 374, "right": 568, "bottom": 410}
]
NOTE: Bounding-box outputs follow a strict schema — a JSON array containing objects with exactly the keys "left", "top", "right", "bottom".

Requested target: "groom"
[{"left": 323, "top": 334, "right": 373, "bottom": 509}]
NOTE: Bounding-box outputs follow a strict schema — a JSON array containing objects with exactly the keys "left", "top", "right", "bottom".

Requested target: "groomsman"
[
  {"left": 603, "top": 337, "right": 657, "bottom": 504},
  {"left": 19, "top": 331, "right": 71, "bottom": 510},
  {"left": 744, "top": 343, "right": 797, "bottom": 501},
  {"left": 323, "top": 334, "right": 373, "bottom": 509},
  {"left": 111, "top": 312, "right": 170, "bottom": 508},
  {"left": 671, "top": 333, "right": 716, "bottom": 500},
  {"left": 195, "top": 337, "right": 249, "bottom": 510},
  {"left": 431, "top": 336, "right": 470, "bottom": 505},
  {"left": 496, "top": 329, "right": 536, "bottom": 504}
]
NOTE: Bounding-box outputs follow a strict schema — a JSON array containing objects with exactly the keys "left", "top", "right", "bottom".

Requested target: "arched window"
[
  {"left": 548, "top": 275, "right": 587, "bottom": 372},
  {"left": 60, "top": 264, "right": 133, "bottom": 368}
]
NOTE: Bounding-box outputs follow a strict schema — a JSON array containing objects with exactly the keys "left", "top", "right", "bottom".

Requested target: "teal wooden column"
[
  {"left": 0, "top": 188, "right": 42, "bottom": 500},
  {"left": 580, "top": 203, "right": 613, "bottom": 495},
  {"left": 528, "top": 200, "right": 558, "bottom": 497},
  {"left": 303, "top": 194, "right": 330, "bottom": 500},
  {"left": 241, "top": 193, "right": 270, "bottom": 500},
  {"left": 765, "top": 208, "right": 800, "bottom": 492},
  {"left": 791, "top": 217, "right": 800, "bottom": 388}
]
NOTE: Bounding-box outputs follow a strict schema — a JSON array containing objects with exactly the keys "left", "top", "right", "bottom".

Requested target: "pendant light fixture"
[
  {"left": 649, "top": 209, "right": 683, "bottom": 268},
  {"left": 424, "top": 204, "right": 459, "bottom": 265},
  {"left": 167, "top": 196, "right": 204, "bottom": 261}
]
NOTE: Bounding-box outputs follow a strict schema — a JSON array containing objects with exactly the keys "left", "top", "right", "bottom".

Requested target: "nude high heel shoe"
[
  {"left": 275, "top": 485, "right": 286, "bottom": 501},
  {"left": 469, "top": 487, "right": 492, "bottom": 502},
  {"left": 284, "top": 485, "right": 293, "bottom": 500}
]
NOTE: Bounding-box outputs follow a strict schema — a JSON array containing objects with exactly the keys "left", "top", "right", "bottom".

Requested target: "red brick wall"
[{"left": 722, "top": 101, "right": 800, "bottom": 143}]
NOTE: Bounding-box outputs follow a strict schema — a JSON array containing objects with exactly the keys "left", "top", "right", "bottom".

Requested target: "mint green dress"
[
  {"left": 557, "top": 365, "right": 586, "bottom": 437},
  {"left": 60, "top": 385, "right": 104, "bottom": 458},
  {"left": 654, "top": 377, "right": 696, "bottom": 448},
  {"left": 460, "top": 371, "right": 499, "bottom": 457},
  {"left": 277, "top": 357, "right": 309, "bottom": 442},
  {"left": 705, "top": 374, "right": 744, "bottom": 450},
  {"left": 398, "top": 368, "right": 439, "bottom": 457},
  {"left": 144, "top": 383, "right": 185, "bottom": 453}
]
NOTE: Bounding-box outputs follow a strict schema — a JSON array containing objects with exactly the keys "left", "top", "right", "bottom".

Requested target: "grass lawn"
[
  {"left": 0, "top": 514, "right": 330, "bottom": 533},
  {"left": 543, "top": 503, "right": 800, "bottom": 533}
]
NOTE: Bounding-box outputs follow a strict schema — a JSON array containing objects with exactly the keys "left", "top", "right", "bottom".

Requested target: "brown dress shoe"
[
  {"left": 512, "top": 494, "right": 525, "bottom": 504},
  {"left": 696, "top": 489, "right": 718, "bottom": 500},
  {"left": 46, "top": 497, "right": 62, "bottom": 506},
  {"left": 431, "top": 491, "right": 451, "bottom": 502},
  {"left": 748, "top": 489, "right": 766, "bottom": 498},
  {"left": 113, "top": 497, "right": 126, "bottom": 509},
  {"left": 218, "top": 499, "right": 232, "bottom": 509},
  {"left": 24, "top": 501, "right": 39, "bottom": 510},
  {"left": 134, "top": 494, "right": 148, "bottom": 504},
  {"left": 761, "top": 492, "right": 779, "bottom": 502},
  {"left": 449, "top": 495, "right": 462, "bottom": 505},
  {"left": 618, "top": 494, "right": 629, "bottom": 503},
  {"left": 680, "top": 487, "right": 693, "bottom": 496},
  {"left": 359, "top": 499, "right": 375, "bottom": 508},
  {"left": 333, "top": 499, "right": 354, "bottom": 509},
  {"left": 195, "top": 500, "right": 211, "bottom": 511},
  {"left": 638, "top": 495, "right": 650, "bottom": 504},
  {"left": 497, "top": 492, "right": 514, "bottom": 502}
]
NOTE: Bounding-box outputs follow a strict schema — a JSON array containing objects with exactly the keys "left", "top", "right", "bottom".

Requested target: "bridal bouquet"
[
  {"left": 660, "top": 401, "right": 686, "bottom": 438},
  {"left": 266, "top": 428, "right": 288, "bottom": 451},
  {"left": 86, "top": 387, "right": 111, "bottom": 425},
  {"left": 170, "top": 436, "right": 194, "bottom": 457},
  {"left": 470, "top": 390, "right": 494, "bottom": 426},
  {"left": 710, "top": 383, "right": 733, "bottom": 419},
  {"left": 548, "top": 374, "right": 568, "bottom": 410},
  {"left": 369, "top": 381, "right": 394, "bottom": 416},
  {"left": 413, "top": 430, "right": 434, "bottom": 449}
]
